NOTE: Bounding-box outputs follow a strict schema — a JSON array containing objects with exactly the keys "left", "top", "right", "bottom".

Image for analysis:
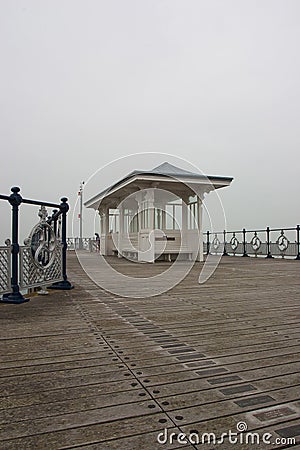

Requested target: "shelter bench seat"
[
  {"left": 116, "top": 249, "right": 193, "bottom": 262},
  {"left": 155, "top": 251, "right": 193, "bottom": 262},
  {"left": 118, "top": 249, "right": 138, "bottom": 260}
]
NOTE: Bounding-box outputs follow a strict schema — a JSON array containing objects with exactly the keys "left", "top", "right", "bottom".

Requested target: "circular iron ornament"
[
  {"left": 250, "top": 232, "right": 261, "bottom": 252},
  {"left": 276, "top": 231, "right": 289, "bottom": 252},
  {"left": 230, "top": 234, "right": 239, "bottom": 251},
  {"left": 212, "top": 234, "right": 221, "bottom": 251},
  {"left": 29, "top": 222, "right": 56, "bottom": 269}
]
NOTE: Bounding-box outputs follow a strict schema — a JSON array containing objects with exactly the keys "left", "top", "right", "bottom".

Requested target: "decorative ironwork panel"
[
  {"left": 19, "top": 205, "right": 63, "bottom": 289},
  {"left": 211, "top": 234, "right": 222, "bottom": 254},
  {"left": 276, "top": 230, "right": 289, "bottom": 252},
  {"left": 246, "top": 242, "right": 267, "bottom": 256},
  {"left": 250, "top": 232, "right": 262, "bottom": 252},
  {"left": 20, "top": 243, "right": 63, "bottom": 289},
  {"left": 66, "top": 237, "right": 93, "bottom": 251},
  {"left": 82, "top": 238, "right": 91, "bottom": 250},
  {"left": 270, "top": 230, "right": 290, "bottom": 257},
  {"left": 0, "top": 245, "right": 11, "bottom": 294},
  {"left": 229, "top": 234, "right": 239, "bottom": 252},
  {"left": 67, "top": 238, "right": 75, "bottom": 249}
]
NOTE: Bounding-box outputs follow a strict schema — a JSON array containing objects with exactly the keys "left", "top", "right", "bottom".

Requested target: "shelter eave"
[{"left": 85, "top": 173, "right": 233, "bottom": 210}]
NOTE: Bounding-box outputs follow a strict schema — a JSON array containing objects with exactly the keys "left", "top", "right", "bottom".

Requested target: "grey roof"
[
  {"left": 131, "top": 162, "right": 199, "bottom": 177},
  {"left": 85, "top": 161, "right": 233, "bottom": 207}
]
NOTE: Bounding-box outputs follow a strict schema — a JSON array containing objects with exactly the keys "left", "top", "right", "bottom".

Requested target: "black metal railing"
[
  {"left": 67, "top": 225, "right": 300, "bottom": 260},
  {"left": 0, "top": 187, "right": 73, "bottom": 305},
  {"left": 67, "top": 237, "right": 97, "bottom": 252},
  {"left": 204, "top": 226, "right": 300, "bottom": 260}
]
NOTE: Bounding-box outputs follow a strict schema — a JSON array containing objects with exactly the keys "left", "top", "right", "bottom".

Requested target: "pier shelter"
[{"left": 85, "top": 162, "right": 233, "bottom": 262}]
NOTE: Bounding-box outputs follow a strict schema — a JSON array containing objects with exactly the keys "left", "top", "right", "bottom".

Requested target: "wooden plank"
[{"left": 0, "top": 252, "right": 299, "bottom": 449}]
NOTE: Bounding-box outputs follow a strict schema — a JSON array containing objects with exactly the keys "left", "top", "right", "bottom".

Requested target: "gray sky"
[{"left": 0, "top": 0, "right": 299, "bottom": 240}]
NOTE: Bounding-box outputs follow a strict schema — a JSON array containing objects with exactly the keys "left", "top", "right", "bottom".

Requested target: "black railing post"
[
  {"left": 52, "top": 209, "right": 58, "bottom": 236},
  {"left": 223, "top": 230, "right": 228, "bottom": 256},
  {"left": 49, "top": 198, "right": 74, "bottom": 290},
  {"left": 266, "top": 226, "right": 273, "bottom": 258},
  {"left": 206, "top": 231, "right": 210, "bottom": 256},
  {"left": 2, "top": 187, "right": 29, "bottom": 304},
  {"left": 296, "top": 225, "right": 300, "bottom": 260},
  {"left": 242, "top": 228, "right": 248, "bottom": 257}
]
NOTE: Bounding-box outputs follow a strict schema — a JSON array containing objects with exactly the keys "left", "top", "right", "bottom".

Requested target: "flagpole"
[{"left": 79, "top": 181, "right": 84, "bottom": 248}]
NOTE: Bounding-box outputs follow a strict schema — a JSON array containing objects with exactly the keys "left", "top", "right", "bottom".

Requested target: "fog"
[{"left": 0, "top": 0, "right": 299, "bottom": 241}]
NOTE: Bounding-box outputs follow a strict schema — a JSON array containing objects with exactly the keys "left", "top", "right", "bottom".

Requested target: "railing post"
[
  {"left": 296, "top": 225, "right": 300, "bottom": 260},
  {"left": 2, "top": 187, "right": 29, "bottom": 304},
  {"left": 49, "top": 198, "right": 74, "bottom": 290},
  {"left": 266, "top": 226, "right": 273, "bottom": 258},
  {"left": 242, "top": 228, "right": 248, "bottom": 257},
  {"left": 52, "top": 209, "right": 59, "bottom": 236},
  {"left": 223, "top": 230, "right": 228, "bottom": 256},
  {"left": 206, "top": 231, "right": 210, "bottom": 256}
]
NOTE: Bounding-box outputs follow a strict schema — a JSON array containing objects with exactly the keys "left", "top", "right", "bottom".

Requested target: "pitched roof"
[
  {"left": 85, "top": 161, "right": 233, "bottom": 208},
  {"left": 133, "top": 162, "right": 198, "bottom": 177}
]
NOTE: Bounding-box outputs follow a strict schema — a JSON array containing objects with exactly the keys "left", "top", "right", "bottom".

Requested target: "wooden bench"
[{"left": 155, "top": 251, "right": 193, "bottom": 262}]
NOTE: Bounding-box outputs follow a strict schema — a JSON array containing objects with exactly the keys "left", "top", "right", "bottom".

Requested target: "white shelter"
[{"left": 85, "top": 162, "right": 233, "bottom": 262}]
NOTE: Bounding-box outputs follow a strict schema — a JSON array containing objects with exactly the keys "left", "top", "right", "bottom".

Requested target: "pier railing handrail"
[
  {"left": 205, "top": 225, "right": 300, "bottom": 260},
  {"left": 68, "top": 224, "right": 300, "bottom": 260},
  {"left": 0, "top": 187, "right": 73, "bottom": 305},
  {"left": 209, "top": 226, "right": 299, "bottom": 234}
]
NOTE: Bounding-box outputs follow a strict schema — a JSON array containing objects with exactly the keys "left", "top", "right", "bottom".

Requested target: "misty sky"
[{"left": 0, "top": 0, "right": 299, "bottom": 240}]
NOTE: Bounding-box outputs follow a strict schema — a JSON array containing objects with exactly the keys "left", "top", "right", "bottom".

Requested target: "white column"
[
  {"left": 181, "top": 197, "right": 188, "bottom": 250},
  {"left": 99, "top": 207, "right": 110, "bottom": 255},
  {"left": 137, "top": 189, "right": 155, "bottom": 262},
  {"left": 148, "top": 189, "right": 155, "bottom": 262},
  {"left": 135, "top": 191, "right": 143, "bottom": 261},
  {"left": 155, "top": 202, "right": 164, "bottom": 230},
  {"left": 149, "top": 204, "right": 155, "bottom": 231},
  {"left": 196, "top": 197, "right": 203, "bottom": 261},
  {"left": 162, "top": 205, "right": 166, "bottom": 230},
  {"left": 105, "top": 208, "right": 110, "bottom": 235},
  {"left": 134, "top": 191, "right": 142, "bottom": 234},
  {"left": 98, "top": 210, "right": 103, "bottom": 235},
  {"left": 118, "top": 204, "right": 124, "bottom": 258},
  {"left": 182, "top": 198, "right": 188, "bottom": 232}
]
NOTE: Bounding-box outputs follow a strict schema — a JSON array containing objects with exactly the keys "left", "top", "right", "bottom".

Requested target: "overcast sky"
[{"left": 0, "top": 0, "right": 299, "bottom": 240}]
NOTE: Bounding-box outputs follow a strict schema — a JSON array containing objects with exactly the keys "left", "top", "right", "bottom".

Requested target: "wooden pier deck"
[{"left": 0, "top": 252, "right": 299, "bottom": 449}]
